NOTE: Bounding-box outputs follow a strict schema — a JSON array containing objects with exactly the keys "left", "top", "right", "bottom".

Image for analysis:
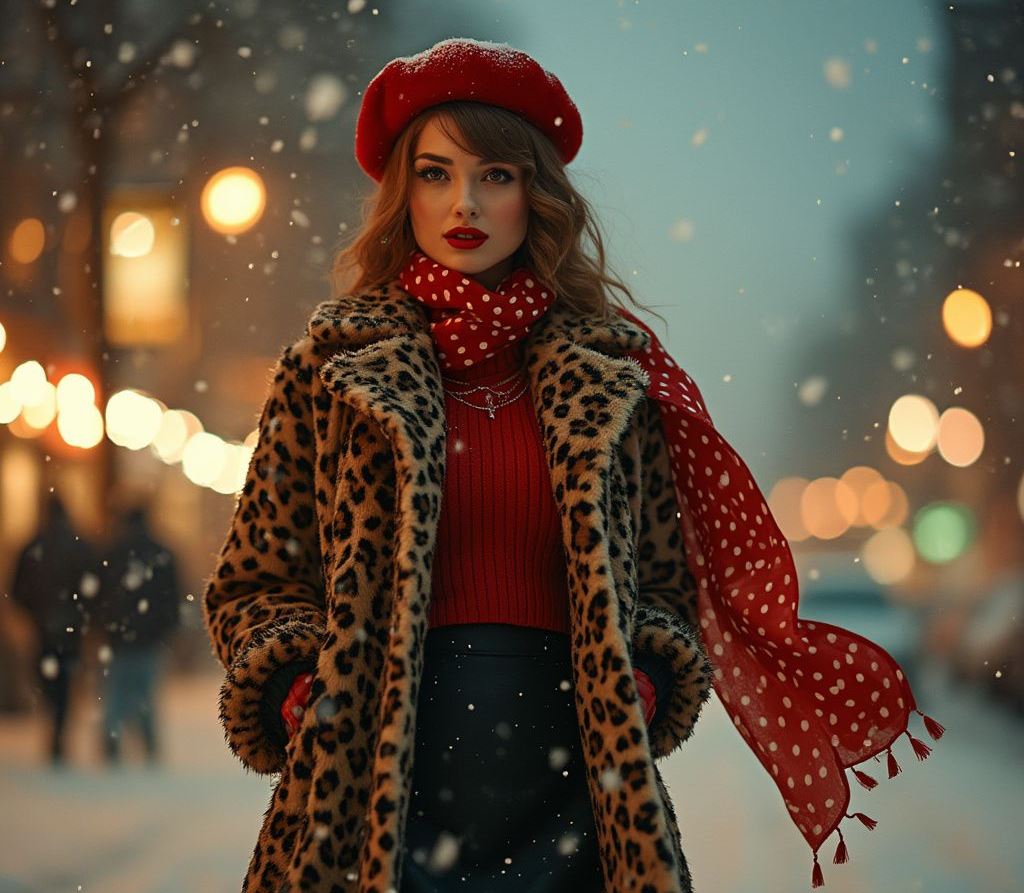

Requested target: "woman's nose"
[{"left": 453, "top": 186, "right": 480, "bottom": 218}]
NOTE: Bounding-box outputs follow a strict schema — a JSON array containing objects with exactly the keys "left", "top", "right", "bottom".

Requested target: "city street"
[{"left": 0, "top": 660, "right": 1020, "bottom": 893}]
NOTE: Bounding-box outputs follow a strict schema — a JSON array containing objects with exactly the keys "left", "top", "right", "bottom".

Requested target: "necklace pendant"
[{"left": 485, "top": 393, "right": 496, "bottom": 420}]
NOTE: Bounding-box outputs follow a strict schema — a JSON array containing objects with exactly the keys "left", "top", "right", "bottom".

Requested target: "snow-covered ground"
[{"left": 0, "top": 661, "right": 1020, "bottom": 893}]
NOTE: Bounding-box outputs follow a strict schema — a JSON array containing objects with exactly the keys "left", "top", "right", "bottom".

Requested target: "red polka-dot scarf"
[
  {"left": 399, "top": 250, "right": 555, "bottom": 370},
  {"left": 399, "top": 250, "right": 945, "bottom": 888}
]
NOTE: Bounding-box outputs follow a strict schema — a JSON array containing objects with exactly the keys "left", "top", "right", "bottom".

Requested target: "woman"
[{"left": 203, "top": 39, "right": 941, "bottom": 893}]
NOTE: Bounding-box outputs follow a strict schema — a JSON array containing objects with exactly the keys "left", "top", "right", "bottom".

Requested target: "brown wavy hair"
[{"left": 330, "top": 101, "right": 666, "bottom": 328}]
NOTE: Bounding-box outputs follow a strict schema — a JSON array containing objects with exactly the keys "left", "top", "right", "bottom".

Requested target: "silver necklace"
[{"left": 441, "top": 364, "right": 528, "bottom": 420}]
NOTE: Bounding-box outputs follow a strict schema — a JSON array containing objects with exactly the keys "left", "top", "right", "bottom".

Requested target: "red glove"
[
  {"left": 281, "top": 671, "right": 314, "bottom": 739},
  {"left": 635, "top": 667, "right": 657, "bottom": 726}
]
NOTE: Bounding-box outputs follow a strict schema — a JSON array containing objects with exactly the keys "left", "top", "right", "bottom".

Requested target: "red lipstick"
[{"left": 443, "top": 226, "right": 488, "bottom": 250}]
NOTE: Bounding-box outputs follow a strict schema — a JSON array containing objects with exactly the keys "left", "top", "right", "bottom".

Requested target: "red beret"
[{"left": 354, "top": 38, "right": 583, "bottom": 182}]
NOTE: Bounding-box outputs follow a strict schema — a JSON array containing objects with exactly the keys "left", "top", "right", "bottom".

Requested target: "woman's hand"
[
  {"left": 634, "top": 667, "right": 657, "bottom": 726},
  {"left": 281, "top": 671, "right": 315, "bottom": 738}
]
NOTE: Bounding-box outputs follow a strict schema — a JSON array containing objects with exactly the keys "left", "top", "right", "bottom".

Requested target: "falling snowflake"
[
  {"left": 669, "top": 219, "right": 695, "bottom": 242},
  {"left": 305, "top": 74, "right": 348, "bottom": 122},
  {"left": 599, "top": 767, "right": 622, "bottom": 792},
  {"left": 427, "top": 831, "right": 461, "bottom": 873},
  {"left": 79, "top": 571, "right": 100, "bottom": 598},
  {"left": 823, "top": 57, "right": 852, "bottom": 89},
  {"left": 40, "top": 655, "right": 60, "bottom": 680},
  {"left": 556, "top": 831, "right": 580, "bottom": 856},
  {"left": 798, "top": 375, "right": 829, "bottom": 407},
  {"left": 548, "top": 746, "right": 570, "bottom": 770}
]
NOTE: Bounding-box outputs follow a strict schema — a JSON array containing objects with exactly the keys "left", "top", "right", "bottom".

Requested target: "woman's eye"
[
  {"left": 414, "top": 167, "right": 513, "bottom": 183},
  {"left": 485, "top": 168, "right": 514, "bottom": 183}
]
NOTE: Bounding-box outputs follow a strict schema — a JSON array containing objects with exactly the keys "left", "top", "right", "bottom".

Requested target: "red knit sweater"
[{"left": 427, "top": 314, "right": 571, "bottom": 635}]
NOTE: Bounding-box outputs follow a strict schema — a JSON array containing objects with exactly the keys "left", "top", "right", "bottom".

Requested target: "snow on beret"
[{"left": 354, "top": 38, "right": 583, "bottom": 182}]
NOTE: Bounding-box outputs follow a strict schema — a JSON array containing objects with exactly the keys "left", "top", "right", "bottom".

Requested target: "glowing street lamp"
[{"left": 103, "top": 189, "right": 188, "bottom": 346}]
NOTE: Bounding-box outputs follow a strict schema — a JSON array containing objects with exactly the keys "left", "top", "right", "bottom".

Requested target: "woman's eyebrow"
[{"left": 413, "top": 152, "right": 505, "bottom": 165}]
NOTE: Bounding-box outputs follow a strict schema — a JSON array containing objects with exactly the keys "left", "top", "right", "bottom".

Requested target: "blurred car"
[{"left": 949, "top": 572, "right": 1024, "bottom": 714}]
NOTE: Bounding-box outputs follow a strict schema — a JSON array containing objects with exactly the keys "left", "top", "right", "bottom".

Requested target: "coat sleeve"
[
  {"left": 632, "top": 397, "right": 714, "bottom": 760},
  {"left": 201, "top": 338, "right": 328, "bottom": 774}
]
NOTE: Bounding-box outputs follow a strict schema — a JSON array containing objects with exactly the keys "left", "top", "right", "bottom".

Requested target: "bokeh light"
[
  {"left": 768, "top": 476, "right": 810, "bottom": 542},
  {"left": 0, "top": 320, "right": 7, "bottom": 353},
  {"left": 151, "top": 410, "right": 190, "bottom": 463},
  {"left": 10, "top": 360, "right": 48, "bottom": 406},
  {"left": 862, "top": 527, "right": 916, "bottom": 585},
  {"left": 57, "top": 403, "right": 104, "bottom": 449},
  {"left": 55, "top": 373, "right": 96, "bottom": 411},
  {"left": 0, "top": 381, "right": 21, "bottom": 423},
  {"left": 109, "top": 211, "right": 156, "bottom": 258},
  {"left": 210, "top": 443, "right": 253, "bottom": 494},
  {"left": 862, "top": 479, "right": 909, "bottom": 529},
  {"left": 22, "top": 381, "right": 57, "bottom": 429},
  {"left": 182, "top": 432, "right": 228, "bottom": 487},
  {"left": 155, "top": 409, "right": 203, "bottom": 464},
  {"left": 936, "top": 406, "right": 985, "bottom": 468},
  {"left": 201, "top": 166, "right": 266, "bottom": 234},
  {"left": 941, "top": 287, "right": 992, "bottom": 348},
  {"left": 105, "top": 390, "right": 164, "bottom": 450},
  {"left": 8, "top": 218, "right": 45, "bottom": 264},
  {"left": 885, "top": 429, "right": 931, "bottom": 466},
  {"left": 839, "top": 465, "right": 885, "bottom": 525},
  {"left": 800, "top": 477, "right": 858, "bottom": 540},
  {"left": 888, "top": 394, "right": 939, "bottom": 453},
  {"left": 912, "top": 502, "right": 975, "bottom": 564}
]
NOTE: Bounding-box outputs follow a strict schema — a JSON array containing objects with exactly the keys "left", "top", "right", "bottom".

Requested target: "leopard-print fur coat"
[{"left": 202, "top": 283, "right": 714, "bottom": 892}]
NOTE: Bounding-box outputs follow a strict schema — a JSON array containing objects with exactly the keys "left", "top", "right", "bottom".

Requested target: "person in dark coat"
[
  {"left": 9, "top": 493, "right": 101, "bottom": 765},
  {"left": 96, "top": 503, "right": 182, "bottom": 765}
]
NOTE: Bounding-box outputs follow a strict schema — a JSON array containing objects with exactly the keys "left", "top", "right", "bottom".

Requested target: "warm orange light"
[
  {"left": 9, "top": 218, "right": 45, "bottom": 264},
  {"left": 936, "top": 407, "right": 985, "bottom": 468},
  {"left": 109, "top": 211, "right": 156, "bottom": 258},
  {"left": 839, "top": 465, "right": 885, "bottom": 525},
  {"left": 863, "top": 480, "right": 909, "bottom": 529},
  {"left": 800, "top": 477, "right": 857, "bottom": 540},
  {"left": 885, "top": 429, "right": 930, "bottom": 466},
  {"left": 862, "top": 527, "right": 916, "bottom": 585},
  {"left": 201, "top": 167, "right": 266, "bottom": 234},
  {"left": 888, "top": 394, "right": 939, "bottom": 453},
  {"left": 57, "top": 403, "right": 104, "bottom": 449},
  {"left": 942, "top": 288, "right": 992, "bottom": 348},
  {"left": 768, "top": 477, "right": 811, "bottom": 542}
]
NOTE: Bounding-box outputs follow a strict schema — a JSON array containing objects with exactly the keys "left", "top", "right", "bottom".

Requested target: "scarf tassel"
[
  {"left": 907, "top": 730, "right": 933, "bottom": 761},
  {"left": 917, "top": 709, "right": 946, "bottom": 741},
  {"left": 811, "top": 851, "right": 825, "bottom": 888},
  {"left": 833, "top": 828, "right": 849, "bottom": 865},
  {"left": 852, "top": 768, "right": 878, "bottom": 790},
  {"left": 846, "top": 810, "right": 878, "bottom": 831},
  {"left": 886, "top": 746, "right": 902, "bottom": 778}
]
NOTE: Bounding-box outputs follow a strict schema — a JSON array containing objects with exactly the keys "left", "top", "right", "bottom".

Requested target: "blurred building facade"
[
  {"left": 0, "top": 0, "right": 518, "bottom": 679},
  {"left": 778, "top": 1, "right": 1022, "bottom": 602}
]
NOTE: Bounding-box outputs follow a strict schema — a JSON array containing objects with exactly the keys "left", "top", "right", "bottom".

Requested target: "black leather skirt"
[{"left": 399, "top": 623, "right": 605, "bottom": 893}]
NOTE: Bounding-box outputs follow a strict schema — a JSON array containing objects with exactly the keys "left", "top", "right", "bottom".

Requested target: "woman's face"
[{"left": 408, "top": 117, "right": 529, "bottom": 291}]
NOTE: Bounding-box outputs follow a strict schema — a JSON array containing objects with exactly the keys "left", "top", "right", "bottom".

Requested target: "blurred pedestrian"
[
  {"left": 96, "top": 502, "right": 182, "bottom": 765},
  {"left": 9, "top": 492, "right": 101, "bottom": 766}
]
